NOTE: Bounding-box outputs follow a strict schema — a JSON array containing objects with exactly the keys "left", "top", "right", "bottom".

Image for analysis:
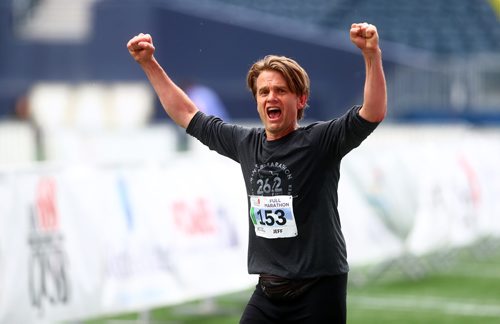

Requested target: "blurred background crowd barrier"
[{"left": 1, "top": 0, "right": 499, "bottom": 323}]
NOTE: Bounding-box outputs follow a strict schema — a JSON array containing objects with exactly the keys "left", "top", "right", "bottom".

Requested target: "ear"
[{"left": 297, "top": 94, "right": 307, "bottom": 109}]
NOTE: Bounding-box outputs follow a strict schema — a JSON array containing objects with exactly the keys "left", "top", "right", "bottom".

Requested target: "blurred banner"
[
  {"left": 1, "top": 125, "right": 500, "bottom": 323},
  {"left": 0, "top": 153, "right": 252, "bottom": 323},
  {"left": 341, "top": 125, "right": 500, "bottom": 258}
]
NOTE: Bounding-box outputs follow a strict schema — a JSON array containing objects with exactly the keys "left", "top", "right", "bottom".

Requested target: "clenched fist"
[
  {"left": 127, "top": 33, "right": 155, "bottom": 64},
  {"left": 350, "top": 23, "right": 380, "bottom": 54}
]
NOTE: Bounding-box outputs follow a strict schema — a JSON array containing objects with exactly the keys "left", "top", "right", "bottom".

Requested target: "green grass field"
[{"left": 84, "top": 239, "right": 500, "bottom": 324}]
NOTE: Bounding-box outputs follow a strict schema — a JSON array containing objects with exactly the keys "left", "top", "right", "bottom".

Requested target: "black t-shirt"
[{"left": 186, "top": 105, "right": 379, "bottom": 278}]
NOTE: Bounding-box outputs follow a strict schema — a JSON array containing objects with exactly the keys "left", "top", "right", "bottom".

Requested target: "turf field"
[{"left": 84, "top": 240, "right": 500, "bottom": 324}]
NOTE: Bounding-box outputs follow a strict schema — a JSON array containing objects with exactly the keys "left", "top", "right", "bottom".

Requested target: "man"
[{"left": 127, "top": 22, "right": 386, "bottom": 323}]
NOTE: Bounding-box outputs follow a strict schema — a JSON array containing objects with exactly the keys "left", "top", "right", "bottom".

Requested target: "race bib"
[{"left": 249, "top": 195, "right": 298, "bottom": 239}]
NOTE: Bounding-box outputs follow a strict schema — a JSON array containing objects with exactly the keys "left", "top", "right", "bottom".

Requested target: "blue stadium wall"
[{"left": 0, "top": 0, "right": 397, "bottom": 121}]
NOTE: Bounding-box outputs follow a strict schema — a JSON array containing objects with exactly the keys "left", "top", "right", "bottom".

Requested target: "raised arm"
[
  {"left": 350, "top": 23, "right": 387, "bottom": 123},
  {"left": 127, "top": 33, "right": 198, "bottom": 128}
]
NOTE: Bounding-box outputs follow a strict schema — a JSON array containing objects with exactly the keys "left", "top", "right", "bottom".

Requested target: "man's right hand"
[{"left": 127, "top": 33, "right": 155, "bottom": 64}]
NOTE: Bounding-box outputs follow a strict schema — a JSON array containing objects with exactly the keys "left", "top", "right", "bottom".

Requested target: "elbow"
[
  {"left": 359, "top": 104, "right": 387, "bottom": 123},
  {"left": 373, "top": 107, "right": 387, "bottom": 122}
]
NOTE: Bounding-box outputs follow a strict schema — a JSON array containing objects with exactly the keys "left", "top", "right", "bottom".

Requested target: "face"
[{"left": 255, "top": 70, "right": 306, "bottom": 141}]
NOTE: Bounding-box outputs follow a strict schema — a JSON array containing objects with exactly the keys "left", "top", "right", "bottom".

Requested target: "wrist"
[
  {"left": 140, "top": 57, "right": 160, "bottom": 71},
  {"left": 362, "top": 47, "right": 382, "bottom": 60}
]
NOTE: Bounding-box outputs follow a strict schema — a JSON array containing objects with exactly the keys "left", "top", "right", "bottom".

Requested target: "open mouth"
[{"left": 267, "top": 107, "right": 282, "bottom": 120}]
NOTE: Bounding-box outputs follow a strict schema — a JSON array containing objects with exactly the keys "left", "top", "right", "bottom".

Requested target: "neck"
[{"left": 265, "top": 123, "right": 298, "bottom": 141}]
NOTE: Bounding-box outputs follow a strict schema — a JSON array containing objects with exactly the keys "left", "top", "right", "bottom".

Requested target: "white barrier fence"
[
  {"left": 0, "top": 152, "right": 252, "bottom": 323},
  {"left": 1, "top": 124, "right": 500, "bottom": 323},
  {"left": 342, "top": 125, "right": 500, "bottom": 257}
]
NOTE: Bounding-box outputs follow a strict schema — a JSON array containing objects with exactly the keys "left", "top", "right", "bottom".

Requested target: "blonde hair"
[{"left": 246, "top": 55, "right": 310, "bottom": 120}]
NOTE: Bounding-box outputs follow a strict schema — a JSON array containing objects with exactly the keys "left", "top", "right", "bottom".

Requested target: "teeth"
[{"left": 267, "top": 107, "right": 281, "bottom": 119}]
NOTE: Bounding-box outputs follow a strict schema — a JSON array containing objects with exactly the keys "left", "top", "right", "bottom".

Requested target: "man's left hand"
[{"left": 350, "top": 23, "right": 380, "bottom": 54}]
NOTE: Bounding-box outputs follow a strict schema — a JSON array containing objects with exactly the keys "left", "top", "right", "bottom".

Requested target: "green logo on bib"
[{"left": 250, "top": 207, "right": 257, "bottom": 225}]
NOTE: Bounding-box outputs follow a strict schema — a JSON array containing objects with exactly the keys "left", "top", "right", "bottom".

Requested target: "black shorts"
[{"left": 240, "top": 273, "right": 348, "bottom": 324}]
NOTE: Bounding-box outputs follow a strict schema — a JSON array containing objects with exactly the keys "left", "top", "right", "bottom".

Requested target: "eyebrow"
[{"left": 257, "top": 84, "right": 288, "bottom": 94}]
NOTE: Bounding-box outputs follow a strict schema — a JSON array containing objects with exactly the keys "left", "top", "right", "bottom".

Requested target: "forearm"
[
  {"left": 359, "top": 49, "right": 387, "bottom": 123},
  {"left": 140, "top": 58, "right": 198, "bottom": 128}
]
